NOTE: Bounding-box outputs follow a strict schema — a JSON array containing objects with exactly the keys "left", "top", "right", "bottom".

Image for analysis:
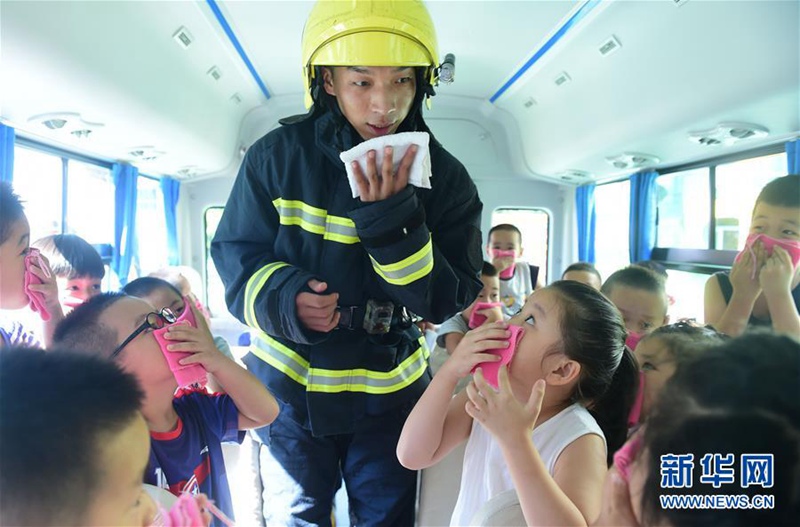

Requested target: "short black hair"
[
  {"left": 642, "top": 331, "right": 800, "bottom": 526},
  {"left": 754, "top": 174, "right": 800, "bottom": 211},
  {"left": 0, "top": 347, "right": 143, "bottom": 526},
  {"left": 632, "top": 260, "right": 668, "bottom": 279},
  {"left": 53, "top": 292, "right": 126, "bottom": 358},
  {"left": 640, "top": 321, "right": 727, "bottom": 365},
  {"left": 562, "top": 262, "right": 602, "bottom": 281},
  {"left": 487, "top": 223, "right": 522, "bottom": 244},
  {"left": 0, "top": 181, "right": 25, "bottom": 245},
  {"left": 480, "top": 261, "right": 498, "bottom": 278},
  {"left": 32, "top": 234, "right": 105, "bottom": 279},
  {"left": 601, "top": 265, "right": 667, "bottom": 297},
  {"left": 123, "top": 276, "right": 183, "bottom": 299}
]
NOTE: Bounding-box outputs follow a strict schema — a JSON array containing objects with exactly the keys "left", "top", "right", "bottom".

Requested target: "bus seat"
[
  {"left": 468, "top": 489, "right": 524, "bottom": 527},
  {"left": 416, "top": 441, "right": 466, "bottom": 527}
]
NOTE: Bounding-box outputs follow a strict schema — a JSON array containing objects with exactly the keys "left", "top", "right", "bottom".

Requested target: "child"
[
  {"left": 562, "top": 262, "right": 602, "bottom": 290},
  {"left": 398, "top": 280, "right": 638, "bottom": 526},
  {"left": 0, "top": 347, "right": 157, "bottom": 526},
  {"left": 123, "top": 276, "right": 235, "bottom": 393},
  {"left": 52, "top": 292, "right": 280, "bottom": 524},
  {"left": 32, "top": 233, "right": 105, "bottom": 311},
  {"left": 631, "top": 322, "right": 725, "bottom": 423},
  {"left": 704, "top": 175, "right": 800, "bottom": 337},
  {"left": 0, "top": 182, "right": 63, "bottom": 347},
  {"left": 488, "top": 224, "right": 544, "bottom": 317},
  {"left": 601, "top": 266, "right": 670, "bottom": 350},
  {"left": 597, "top": 331, "right": 800, "bottom": 526}
]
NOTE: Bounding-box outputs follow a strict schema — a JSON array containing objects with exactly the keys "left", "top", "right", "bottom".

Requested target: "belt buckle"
[
  {"left": 363, "top": 299, "right": 393, "bottom": 335},
  {"left": 338, "top": 305, "right": 359, "bottom": 331}
]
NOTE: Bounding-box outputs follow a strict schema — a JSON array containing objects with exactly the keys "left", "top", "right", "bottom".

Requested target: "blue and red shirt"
[{"left": 145, "top": 388, "right": 243, "bottom": 524}]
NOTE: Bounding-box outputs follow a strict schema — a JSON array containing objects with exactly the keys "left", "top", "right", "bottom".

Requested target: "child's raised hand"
[
  {"left": 475, "top": 305, "right": 504, "bottom": 325},
  {"left": 163, "top": 302, "right": 229, "bottom": 373},
  {"left": 465, "top": 366, "right": 545, "bottom": 444},
  {"left": 760, "top": 245, "right": 795, "bottom": 299},
  {"left": 729, "top": 245, "right": 762, "bottom": 300},
  {"left": 491, "top": 254, "right": 514, "bottom": 273},
  {"left": 25, "top": 253, "right": 63, "bottom": 317},
  {"left": 440, "top": 321, "right": 507, "bottom": 380}
]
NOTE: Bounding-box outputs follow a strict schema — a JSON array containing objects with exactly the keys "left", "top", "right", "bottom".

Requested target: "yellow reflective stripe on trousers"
[
  {"left": 370, "top": 235, "right": 434, "bottom": 286},
  {"left": 244, "top": 262, "right": 290, "bottom": 330},
  {"left": 272, "top": 198, "right": 359, "bottom": 244},
  {"left": 249, "top": 332, "right": 430, "bottom": 394}
]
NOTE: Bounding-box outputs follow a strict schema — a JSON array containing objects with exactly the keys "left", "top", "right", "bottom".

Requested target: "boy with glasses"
[{"left": 52, "top": 292, "right": 279, "bottom": 525}]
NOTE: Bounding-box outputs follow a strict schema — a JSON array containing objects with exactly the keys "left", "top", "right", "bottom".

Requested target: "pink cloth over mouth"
[{"left": 471, "top": 324, "right": 525, "bottom": 389}]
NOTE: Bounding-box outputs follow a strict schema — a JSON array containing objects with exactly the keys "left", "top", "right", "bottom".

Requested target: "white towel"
[{"left": 339, "top": 132, "right": 432, "bottom": 199}]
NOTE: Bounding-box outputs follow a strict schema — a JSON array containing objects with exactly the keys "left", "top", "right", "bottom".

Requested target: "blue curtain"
[
  {"left": 629, "top": 170, "right": 659, "bottom": 262},
  {"left": 787, "top": 139, "right": 799, "bottom": 174},
  {"left": 575, "top": 184, "right": 596, "bottom": 263},
  {"left": 160, "top": 176, "right": 181, "bottom": 266},
  {"left": 112, "top": 163, "right": 138, "bottom": 285},
  {"left": 0, "top": 123, "right": 15, "bottom": 184}
]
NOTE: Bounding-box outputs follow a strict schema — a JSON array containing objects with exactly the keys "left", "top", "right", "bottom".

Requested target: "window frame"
[
  {"left": 490, "top": 206, "right": 551, "bottom": 284},
  {"left": 595, "top": 143, "right": 787, "bottom": 275}
]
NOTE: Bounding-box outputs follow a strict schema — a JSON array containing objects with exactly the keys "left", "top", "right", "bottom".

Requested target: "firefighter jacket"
[{"left": 211, "top": 110, "right": 483, "bottom": 436}]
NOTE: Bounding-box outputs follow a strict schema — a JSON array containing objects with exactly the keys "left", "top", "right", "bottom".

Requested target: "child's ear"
[{"left": 544, "top": 357, "right": 581, "bottom": 386}]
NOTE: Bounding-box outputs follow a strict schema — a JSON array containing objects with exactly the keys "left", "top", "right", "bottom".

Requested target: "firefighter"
[{"left": 211, "top": 1, "right": 483, "bottom": 524}]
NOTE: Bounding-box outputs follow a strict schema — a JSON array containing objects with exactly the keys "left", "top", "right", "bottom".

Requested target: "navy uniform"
[{"left": 210, "top": 1, "right": 482, "bottom": 524}]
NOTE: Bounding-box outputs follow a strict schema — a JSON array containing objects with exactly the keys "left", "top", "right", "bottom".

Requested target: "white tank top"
[{"left": 449, "top": 403, "right": 605, "bottom": 526}]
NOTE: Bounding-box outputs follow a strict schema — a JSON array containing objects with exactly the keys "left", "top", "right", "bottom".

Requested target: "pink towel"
[
  {"left": 471, "top": 324, "right": 525, "bottom": 389},
  {"left": 24, "top": 248, "right": 51, "bottom": 321},
  {"left": 468, "top": 302, "right": 503, "bottom": 329}
]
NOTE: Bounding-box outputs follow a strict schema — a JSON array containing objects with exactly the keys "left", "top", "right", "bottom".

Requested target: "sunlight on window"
[
  {"left": 491, "top": 208, "right": 550, "bottom": 283},
  {"left": 135, "top": 177, "right": 168, "bottom": 276},
  {"left": 665, "top": 270, "right": 709, "bottom": 323},
  {"left": 66, "top": 160, "right": 114, "bottom": 244},
  {"left": 204, "top": 207, "right": 231, "bottom": 319},
  {"left": 594, "top": 180, "right": 631, "bottom": 282},
  {"left": 715, "top": 153, "right": 786, "bottom": 250},
  {"left": 656, "top": 169, "right": 710, "bottom": 249},
  {"left": 12, "top": 146, "right": 63, "bottom": 239}
]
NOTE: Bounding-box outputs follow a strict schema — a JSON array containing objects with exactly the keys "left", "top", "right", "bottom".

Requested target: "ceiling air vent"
[
  {"left": 230, "top": 93, "right": 243, "bottom": 105},
  {"left": 554, "top": 72, "right": 571, "bottom": 87},
  {"left": 128, "top": 146, "right": 164, "bottom": 161},
  {"left": 606, "top": 153, "right": 660, "bottom": 170},
  {"left": 688, "top": 122, "right": 768, "bottom": 146},
  {"left": 71, "top": 129, "right": 91, "bottom": 139},
  {"left": 523, "top": 97, "right": 536, "bottom": 109},
  {"left": 173, "top": 27, "right": 193, "bottom": 49},
  {"left": 598, "top": 36, "right": 622, "bottom": 57},
  {"left": 207, "top": 66, "right": 222, "bottom": 81},
  {"left": 43, "top": 119, "right": 67, "bottom": 130}
]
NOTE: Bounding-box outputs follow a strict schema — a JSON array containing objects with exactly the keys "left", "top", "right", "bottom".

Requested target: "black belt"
[{"left": 337, "top": 303, "right": 413, "bottom": 333}]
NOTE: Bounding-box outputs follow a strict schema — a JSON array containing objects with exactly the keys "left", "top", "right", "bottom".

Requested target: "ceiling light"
[
  {"left": 173, "top": 26, "right": 193, "bottom": 49},
  {"left": 605, "top": 152, "right": 660, "bottom": 170},
  {"left": 598, "top": 35, "right": 622, "bottom": 56},
  {"left": 688, "top": 122, "right": 769, "bottom": 146},
  {"left": 207, "top": 66, "right": 222, "bottom": 81},
  {"left": 554, "top": 72, "right": 571, "bottom": 87}
]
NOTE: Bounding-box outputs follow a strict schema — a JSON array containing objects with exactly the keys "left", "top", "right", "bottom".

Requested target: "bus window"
[
  {"left": 491, "top": 208, "right": 549, "bottom": 284},
  {"left": 134, "top": 177, "right": 168, "bottom": 279},
  {"left": 656, "top": 168, "right": 710, "bottom": 250},
  {"left": 715, "top": 152, "right": 787, "bottom": 250},
  {"left": 594, "top": 180, "right": 631, "bottom": 282},
  {"left": 204, "top": 207, "right": 226, "bottom": 318},
  {"left": 66, "top": 160, "right": 114, "bottom": 245},
  {"left": 12, "top": 145, "right": 63, "bottom": 238}
]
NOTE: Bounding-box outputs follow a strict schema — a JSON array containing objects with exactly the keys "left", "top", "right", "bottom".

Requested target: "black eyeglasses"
[{"left": 110, "top": 308, "right": 177, "bottom": 359}]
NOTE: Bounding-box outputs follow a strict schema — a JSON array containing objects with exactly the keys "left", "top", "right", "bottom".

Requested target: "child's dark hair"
[
  {"left": 488, "top": 223, "right": 522, "bottom": 244},
  {"left": 640, "top": 321, "right": 727, "bottom": 365},
  {"left": 0, "top": 347, "right": 143, "bottom": 526},
  {"left": 0, "top": 181, "right": 25, "bottom": 245},
  {"left": 562, "top": 262, "right": 601, "bottom": 281},
  {"left": 53, "top": 292, "right": 126, "bottom": 357},
  {"left": 32, "top": 234, "right": 105, "bottom": 279},
  {"left": 601, "top": 265, "right": 667, "bottom": 304},
  {"left": 548, "top": 280, "right": 638, "bottom": 463},
  {"left": 480, "top": 261, "right": 498, "bottom": 278},
  {"left": 754, "top": 174, "right": 799, "bottom": 210},
  {"left": 632, "top": 260, "right": 668, "bottom": 279},
  {"left": 123, "top": 276, "right": 183, "bottom": 299},
  {"left": 642, "top": 331, "right": 800, "bottom": 525}
]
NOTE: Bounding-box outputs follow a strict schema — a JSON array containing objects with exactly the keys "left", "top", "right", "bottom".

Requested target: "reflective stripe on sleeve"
[{"left": 369, "top": 235, "right": 434, "bottom": 286}]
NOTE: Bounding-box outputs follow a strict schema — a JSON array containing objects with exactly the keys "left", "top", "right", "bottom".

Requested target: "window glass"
[
  {"left": 66, "top": 160, "right": 114, "bottom": 244},
  {"left": 490, "top": 208, "right": 550, "bottom": 283},
  {"left": 204, "top": 207, "right": 230, "bottom": 318},
  {"left": 134, "top": 177, "right": 168, "bottom": 277},
  {"left": 664, "top": 269, "right": 708, "bottom": 323},
  {"left": 656, "top": 169, "right": 710, "bottom": 249},
  {"left": 594, "top": 180, "right": 631, "bottom": 283},
  {"left": 12, "top": 146, "right": 63, "bottom": 239},
  {"left": 714, "top": 152, "right": 787, "bottom": 250}
]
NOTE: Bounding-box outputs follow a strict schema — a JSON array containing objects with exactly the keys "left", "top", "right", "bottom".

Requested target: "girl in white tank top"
[{"left": 398, "top": 281, "right": 639, "bottom": 526}]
